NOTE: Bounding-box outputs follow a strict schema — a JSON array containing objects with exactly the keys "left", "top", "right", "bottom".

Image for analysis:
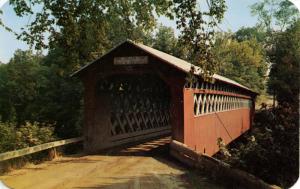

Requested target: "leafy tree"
[
  {"left": 152, "top": 25, "right": 189, "bottom": 60},
  {"left": 216, "top": 19, "right": 299, "bottom": 189},
  {"left": 9, "top": 0, "right": 173, "bottom": 73},
  {"left": 268, "top": 20, "right": 300, "bottom": 106},
  {"left": 0, "top": 49, "right": 82, "bottom": 137},
  {"left": 251, "top": 0, "right": 299, "bottom": 32},
  {"left": 0, "top": 63, "right": 14, "bottom": 122},
  {"left": 173, "top": 0, "right": 227, "bottom": 79},
  {"left": 0, "top": 122, "right": 16, "bottom": 153},
  {"left": 0, "top": 50, "right": 44, "bottom": 125},
  {"left": 250, "top": 0, "right": 299, "bottom": 100},
  {"left": 153, "top": 25, "right": 177, "bottom": 55},
  {"left": 0, "top": 9, "right": 14, "bottom": 33},
  {"left": 37, "top": 52, "right": 83, "bottom": 137},
  {"left": 214, "top": 36, "right": 268, "bottom": 93},
  {"left": 234, "top": 26, "right": 266, "bottom": 43}
]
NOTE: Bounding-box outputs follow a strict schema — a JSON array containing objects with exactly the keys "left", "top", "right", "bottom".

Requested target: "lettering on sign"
[{"left": 114, "top": 56, "right": 148, "bottom": 65}]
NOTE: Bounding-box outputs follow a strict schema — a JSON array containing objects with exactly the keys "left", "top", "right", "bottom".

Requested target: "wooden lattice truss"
[
  {"left": 97, "top": 74, "right": 170, "bottom": 136},
  {"left": 190, "top": 81, "right": 252, "bottom": 116}
]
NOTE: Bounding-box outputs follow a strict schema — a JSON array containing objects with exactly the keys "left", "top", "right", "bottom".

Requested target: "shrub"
[
  {"left": 0, "top": 122, "right": 56, "bottom": 153},
  {"left": 16, "top": 122, "right": 56, "bottom": 149},
  {"left": 0, "top": 122, "right": 17, "bottom": 153},
  {"left": 217, "top": 104, "right": 299, "bottom": 188}
]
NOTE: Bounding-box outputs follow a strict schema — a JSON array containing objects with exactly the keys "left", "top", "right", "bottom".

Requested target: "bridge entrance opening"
[
  {"left": 91, "top": 74, "right": 172, "bottom": 151},
  {"left": 98, "top": 74, "right": 171, "bottom": 136}
]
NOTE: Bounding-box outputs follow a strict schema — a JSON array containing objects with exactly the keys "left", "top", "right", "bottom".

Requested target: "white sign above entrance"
[{"left": 114, "top": 56, "right": 148, "bottom": 65}]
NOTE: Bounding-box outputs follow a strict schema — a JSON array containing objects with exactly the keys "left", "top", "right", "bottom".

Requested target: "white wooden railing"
[{"left": 0, "top": 137, "right": 83, "bottom": 161}]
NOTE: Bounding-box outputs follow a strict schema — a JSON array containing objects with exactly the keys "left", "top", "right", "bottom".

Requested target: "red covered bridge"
[{"left": 72, "top": 40, "right": 257, "bottom": 156}]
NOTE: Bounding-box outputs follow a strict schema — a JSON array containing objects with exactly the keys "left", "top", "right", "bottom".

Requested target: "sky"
[{"left": 0, "top": 0, "right": 298, "bottom": 63}]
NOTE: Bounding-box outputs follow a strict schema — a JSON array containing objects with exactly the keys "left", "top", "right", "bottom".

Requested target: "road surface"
[{"left": 0, "top": 137, "right": 223, "bottom": 189}]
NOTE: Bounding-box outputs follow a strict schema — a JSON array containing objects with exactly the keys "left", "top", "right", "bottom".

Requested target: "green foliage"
[
  {"left": 216, "top": 137, "right": 231, "bottom": 159},
  {"left": 268, "top": 20, "right": 300, "bottom": 105},
  {"left": 217, "top": 103, "right": 299, "bottom": 188},
  {"left": 152, "top": 25, "right": 189, "bottom": 60},
  {"left": 9, "top": 0, "right": 173, "bottom": 74},
  {"left": 0, "top": 122, "right": 56, "bottom": 153},
  {"left": 251, "top": 0, "right": 299, "bottom": 31},
  {"left": 0, "top": 122, "right": 16, "bottom": 153},
  {"left": 214, "top": 11, "right": 299, "bottom": 188},
  {"left": 153, "top": 25, "right": 178, "bottom": 55},
  {"left": 213, "top": 36, "right": 268, "bottom": 92},
  {"left": 0, "top": 50, "right": 44, "bottom": 124},
  {"left": 234, "top": 27, "right": 267, "bottom": 43},
  {"left": 173, "top": 0, "right": 227, "bottom": 79},
  {"left": 250, "top": 0, "right": 299, "bottom": 55},
  {"left": 0, "top": 9, "right": 14, "bottom": 33},
  {"left": 15, "top": 122, "right": 56, "bottom": 149},
  {"left": 0, "top": 64, "right": 13, "bottom": 122},
  {"left": 0, "top": 50, "right": 83, "bottom": 138},
  {"left": 40, "top": 49, "right": 83, "bottom": 138}
]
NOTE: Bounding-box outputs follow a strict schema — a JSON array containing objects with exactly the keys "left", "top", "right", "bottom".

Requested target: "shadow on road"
[
  {"left": 0, "top": 136, "right": 226, "bottom": 189},
  {"left": 101, "top": 136, "right": 172, "bottom": 156},
  {"left": 98, "top": 136, "right": 185, "bottom": 170}
]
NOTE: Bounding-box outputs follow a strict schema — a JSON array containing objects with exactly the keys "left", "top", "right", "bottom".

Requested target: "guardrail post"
[{"left": 48, "top": 147, "right": 57, "bottom": 160}]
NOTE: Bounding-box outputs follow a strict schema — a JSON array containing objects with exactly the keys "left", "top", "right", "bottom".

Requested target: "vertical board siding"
[{"left": 183, "top": 85, "right": 253, "bottom": 156}]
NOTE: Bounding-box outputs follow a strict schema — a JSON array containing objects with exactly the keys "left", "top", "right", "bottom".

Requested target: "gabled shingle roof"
[{"left": 72, "top": 40, "right": 257, "bottom": 94}]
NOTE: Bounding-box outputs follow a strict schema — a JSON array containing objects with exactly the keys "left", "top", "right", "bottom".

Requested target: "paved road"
[{"left": 0, "top": 137, "right": 223, "bottom": 189}]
